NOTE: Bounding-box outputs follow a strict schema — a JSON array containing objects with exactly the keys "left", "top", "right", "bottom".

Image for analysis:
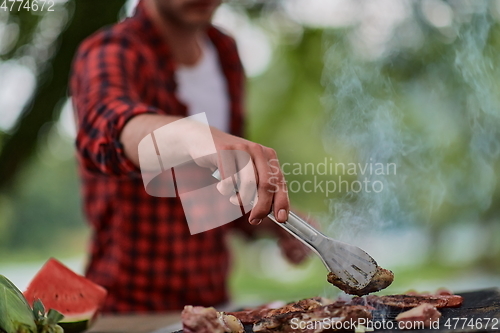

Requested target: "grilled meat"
[
  {"left": 435, "top": 288, "right": 453, "bottom": 296},
  {"left": 351, "top": 293, "right": 463, "bottom": 309},
  {"left": 228, "top": 297, "right": 332, "bottom": 324},
  {"left": 395, "top": 303, "right": 442, "bottom": 329},
  {"left": 327, "top": 266, "right": 394, "bottom": 296},
  {"left": 182, "top": 305, "right": 244, "bottom": 333},
  {"left": 405, "top": 288, "right": 453, "bottom": 296},
  {"left": 253, "top": 303, "right": 372, "bottom": 333},
  {"left": 183, "top": 289, "right": 463, "bottom": 332}
]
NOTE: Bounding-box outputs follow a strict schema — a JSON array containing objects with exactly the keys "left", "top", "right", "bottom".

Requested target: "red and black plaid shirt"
[{"left": 70, "top": 1, "right": 248, "bottom": 313}]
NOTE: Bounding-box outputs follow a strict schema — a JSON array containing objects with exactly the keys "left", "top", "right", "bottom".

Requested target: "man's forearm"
[
  {"left": 119, "top": 112, "right": 292, "bottom": 224},
  {"left": 120, "top": 114, "right": 183, "bottom": 167}
]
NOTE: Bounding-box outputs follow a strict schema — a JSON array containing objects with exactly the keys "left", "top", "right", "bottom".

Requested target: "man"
[{"left": 71, "top": 0, "right": 309, "bottom": 313}]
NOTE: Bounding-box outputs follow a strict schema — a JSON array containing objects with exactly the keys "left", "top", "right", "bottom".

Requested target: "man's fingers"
[
  {"left": 273, "top": 188, "right": 289, "bottom": 223},
  {"left": 267, "top": 154, "right": 289, "bottom": 222},
  {"left": 290, "top": 247, "right": 309, "bottom": 264},
  {"left": 235, "top": 157, "right": 257, "bottom": 207},
  {"left": 214, "top": 140, "right": 289, "bottom": 225},
  {"left": 248, "top": 145, "right": 275, "bottom": 223},
  {"left": 216, "top": 176, "right": 235, "bottom": 196},
  {"left": 279, "top": 237, "right": 311, "bottom": 265}
]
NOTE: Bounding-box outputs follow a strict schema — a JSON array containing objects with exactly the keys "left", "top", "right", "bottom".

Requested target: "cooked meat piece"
[
  {"left": 220, "top": 313, "right": 245, "bottom": 333},
  {"left": 227, "top": 308, "right": 274, "bottom": 325},
  {"left": 182, "top": 305, "right": 244, "bottom": 333},
  {"left": 297, "top": 297, "right": 335, "bottom": 309},
  {"left": 228, "top": 297, "right": 332, "bottom": 324},
  {"left": 435, "top": 288, "right": 453, "bottom": 296},
  {"left": 351, "top": 294, "right": 463, "bottom": 309},
  {"left": 182, "top": 306, "right": 222, "bottom": 333},
  {"left": 327, "top": 266, "right": 394, "bottom": 296},
  {"left": 405, "top": 288, "right": 452, "bottom": 296},
  {"left": 404, "top": 290, "right": 424, "bottom": 296},
  {"left": 396, "top": 303, "right": 441, "bottom": 329},
  {"left": 253, "top": 303, "right": 372, "bottom": 333}
]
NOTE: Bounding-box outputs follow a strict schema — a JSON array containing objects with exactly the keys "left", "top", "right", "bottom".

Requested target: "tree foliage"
[{"left": 0, "top": 0, "right": 126, "bottom": 191}]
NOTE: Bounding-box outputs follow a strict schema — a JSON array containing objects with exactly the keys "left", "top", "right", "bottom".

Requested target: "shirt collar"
[{"left": 131, "top": 0, "right": 173, "bottom": 60}]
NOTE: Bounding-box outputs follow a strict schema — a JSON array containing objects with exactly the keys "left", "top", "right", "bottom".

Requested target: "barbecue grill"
[
  {"left": 371, "top": 288, "right": 500, "bottom": 332},
  {"left": 171, "top": 288, "right": 500, "bottom": 333}
]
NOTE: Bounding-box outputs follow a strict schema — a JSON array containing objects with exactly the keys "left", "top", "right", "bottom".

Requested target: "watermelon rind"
[
  {"left": 58, "top": 320, "right": 89, "bottom": 333},
  {"left": 57, "top": 307, "right": 95, "bottom": 333},
  {"left": 58, "top": 309, "right": 95, "bottom": 324}
]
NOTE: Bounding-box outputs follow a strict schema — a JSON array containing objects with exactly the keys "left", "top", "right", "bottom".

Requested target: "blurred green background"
[{"left": 0, "top": 0, "right": 499, "bottom": 307}]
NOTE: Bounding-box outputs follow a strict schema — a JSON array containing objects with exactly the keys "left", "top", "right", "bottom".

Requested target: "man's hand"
[
  {"left": 121, "top": 114, "right": 289, "bottom": 225},
  {"left": 265, "top": 212, "right": 319, "bottom": 265},
  {"left": 189, "top": 126, "right": 289, "bottom": 225},
  {"left": 278, "top": 234, "right": 311, "bottom": 265}
]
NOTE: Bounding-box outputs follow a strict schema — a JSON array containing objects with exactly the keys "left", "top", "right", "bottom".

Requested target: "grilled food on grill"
[
  {"left": 406, "top": 288, "right": 453, "bottom": 296},
  {"left": 181, "top": 289, "right": 463, "bottom": 332},
  {"left": 327, "top": 265, "right": 394, "bottom": 296},
  {"left": 253, "top": 302, "right": 372, "bottom": 333},
  {"left": 228, "top": 297, "right": 331, "bottom": 324},
  {"left": 351, "top": 293, "right": 463, "bottom": 309},
  {"left": 395, "top": 303, "right": 442, "bottom": 329},
  {"left": 182, "top": 305, "right": 244, "bottom": 333}
]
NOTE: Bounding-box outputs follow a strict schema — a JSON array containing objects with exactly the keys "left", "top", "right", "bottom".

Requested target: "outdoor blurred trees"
[
  {"left": 0, "top": 0, "right": 126, "bottom": 258},
  {"left": 0, "top": 0, "right": 126, "bottom": 190}
]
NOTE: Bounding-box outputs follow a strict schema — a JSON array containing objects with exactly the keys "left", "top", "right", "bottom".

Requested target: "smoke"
[
  {"left": 454, "top": 9, "right": 500, "bottom": 210},
  {"left": 321, "top": 0, "right": 500, "bottom": 240}
]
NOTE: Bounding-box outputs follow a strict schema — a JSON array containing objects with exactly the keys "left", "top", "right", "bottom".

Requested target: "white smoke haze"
[{"left": 321, "top": 0, "right": 500, "bottom": 245}]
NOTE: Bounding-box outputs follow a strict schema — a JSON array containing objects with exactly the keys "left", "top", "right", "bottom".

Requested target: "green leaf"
[
  {"left": 0, "top": 284, "right": 36, "bottom": 333},
  {"left": 0, "top": 275, "right": 32, "bottom": 310},
  {"left": 45, "top": 310, "right": 64, "bottom": 326},
  {"left": 32, "top": 299, "right": 45, "bottom": 321}
]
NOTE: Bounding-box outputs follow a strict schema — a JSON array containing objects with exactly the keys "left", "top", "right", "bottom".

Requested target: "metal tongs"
[{"left": 212, "top": 169, "right": 378, "bottom": 291}]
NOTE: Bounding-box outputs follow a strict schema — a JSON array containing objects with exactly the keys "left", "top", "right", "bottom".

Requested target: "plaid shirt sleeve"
[{"left": 71, "top": 32, "right": 162, "bottom": 177}]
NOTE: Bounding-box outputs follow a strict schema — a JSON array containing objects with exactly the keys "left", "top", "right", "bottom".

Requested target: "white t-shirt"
[{"left": 175, "top": 38, "right": 230, "bottom": 133}]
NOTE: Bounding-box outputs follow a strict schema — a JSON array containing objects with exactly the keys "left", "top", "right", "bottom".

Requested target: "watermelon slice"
[{"left": 24, "top": 258, "right": 107, "bottom": 333}]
